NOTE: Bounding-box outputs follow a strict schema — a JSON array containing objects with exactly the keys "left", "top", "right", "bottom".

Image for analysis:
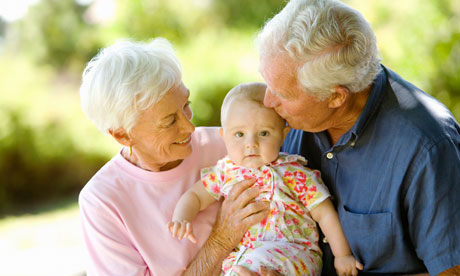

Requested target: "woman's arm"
[{"left": 182, "top": 178, "right": 270, "bottom": 276}]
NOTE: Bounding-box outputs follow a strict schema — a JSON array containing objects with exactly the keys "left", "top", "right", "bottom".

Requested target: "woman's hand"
[
  {"left": 167, "top": 220, "right": 197, "bottom": 243},
  {"left": 208, "top": 178, "right": 270, "bottom": 252},
  {"left": 232, "top": 266, "right": 282, "bottom": 276}
]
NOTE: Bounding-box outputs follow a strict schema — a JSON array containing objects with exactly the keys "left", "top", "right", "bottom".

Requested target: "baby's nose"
[{"left": 246, "top": 138, "right": 258, "bottom": 148}]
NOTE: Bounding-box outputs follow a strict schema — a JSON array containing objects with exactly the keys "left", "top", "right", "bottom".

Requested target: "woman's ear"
[
  {"left": 328, "top": 86, "right": 350, "bottom": 108},
  {"left": 108, "top": 128, "right": 132, "bottom": 147}
]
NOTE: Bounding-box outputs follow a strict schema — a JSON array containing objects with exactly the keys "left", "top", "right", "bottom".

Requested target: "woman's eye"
[
  {"left": 235, "top": 132, "right": 244, "bottom": 137},
  {"left": 166, "top": 116, "right": 177, "bottom": 127},
  {"left": 259, "top": 131, "right": 269, "bottom": 137}
]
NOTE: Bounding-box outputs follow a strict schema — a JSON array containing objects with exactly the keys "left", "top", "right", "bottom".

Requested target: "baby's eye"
[
  {"left": 259, "top": 131, "right": 270, "bottom": 137},
  {"left": 234, "top": 132, "right": 244, "bottom": 137}
]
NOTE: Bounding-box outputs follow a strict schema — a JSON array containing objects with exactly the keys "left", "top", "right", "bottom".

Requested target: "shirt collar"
[{"left": 342, "top": 65, "right": 387, "bottom": 144}]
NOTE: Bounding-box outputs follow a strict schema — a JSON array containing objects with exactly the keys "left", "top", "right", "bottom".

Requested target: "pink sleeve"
[{"left": 79, "top": 193, "right": 152, "bottom": 276}]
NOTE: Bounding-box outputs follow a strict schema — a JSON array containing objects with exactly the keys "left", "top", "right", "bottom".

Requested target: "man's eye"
[
  {"left": 259, "top": 131, "right": 269, "bottom": 137},
  {"left": 235, "top": 132, "right": 244, "bottom": 137}
]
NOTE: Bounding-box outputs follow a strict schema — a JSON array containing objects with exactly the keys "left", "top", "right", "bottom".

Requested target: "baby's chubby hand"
[
  {"left": 167, "top": 220, "right": 197, "bottom": 243},
  {"left": 334, "top": 255, "right": 363, "bottom": 276}
]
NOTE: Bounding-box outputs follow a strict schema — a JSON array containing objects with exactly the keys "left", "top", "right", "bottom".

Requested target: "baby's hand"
[
  {"left": 167, "top": 220, "right": 197, "bottom": 243},
  {"left": 334, "top": 255, "right": 363, "bottom": 276}
]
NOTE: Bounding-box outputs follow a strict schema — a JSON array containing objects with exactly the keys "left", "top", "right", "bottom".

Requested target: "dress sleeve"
[
  {"left": 79, "top": 191, "right": 151, "bottom": 276},
  {"left": 201, "top": 164, "right": 224, "bottom": 200},
  {"left": 403, "top": 137, "right": 460, "bottom": 275},
  {"left": 288, "top": 163, "right": 330, "bottom": 211}
]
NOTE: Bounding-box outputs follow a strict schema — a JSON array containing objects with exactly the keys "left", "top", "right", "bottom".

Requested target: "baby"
[{"left": 168, "top": 82, "right": 361, "bottom": 275}]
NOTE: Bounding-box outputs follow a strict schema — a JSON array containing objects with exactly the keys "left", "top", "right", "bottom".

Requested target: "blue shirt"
[{"left": 282, "top": 65, "right": 460, "bottom": 275}]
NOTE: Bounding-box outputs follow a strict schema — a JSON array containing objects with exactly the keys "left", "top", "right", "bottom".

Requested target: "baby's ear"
[
  {"left": 283, "top": 126, "right": 291, "bottom": 139},
  {"left": 219, "top": 127, "right": 224, "bottom": 138}
]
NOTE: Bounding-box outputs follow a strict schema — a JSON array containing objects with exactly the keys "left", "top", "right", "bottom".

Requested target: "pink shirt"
[{"left": 79, "top": 127, "right": 227, "bottom": 276}]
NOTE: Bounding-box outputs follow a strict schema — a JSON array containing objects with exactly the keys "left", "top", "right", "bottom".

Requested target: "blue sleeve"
[{"left": 404, "top": 136, "right": 460, "bottom": 275}]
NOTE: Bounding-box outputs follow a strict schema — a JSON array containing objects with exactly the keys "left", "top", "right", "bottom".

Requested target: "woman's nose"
[
  {"left": 263, "top": 88, "right": 280, "bottom": 108},
  {"left": 179, "top": 111, "right": 195, "bottom": 133}
]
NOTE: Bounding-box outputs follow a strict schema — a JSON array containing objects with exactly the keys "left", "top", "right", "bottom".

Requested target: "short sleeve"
[
  {"left": 286, "top": 164, "right": 330, "bottom": 211},
  {"left": 201, "top": 165, "right": 224, "bottom": 200},
  {"left": 404, "top": 137, "right": 460, "bottom": 275}
]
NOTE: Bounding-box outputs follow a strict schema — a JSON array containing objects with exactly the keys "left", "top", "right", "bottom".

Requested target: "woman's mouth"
[{"left": 175, "top": 136, "right": 191, "bottom": 145}]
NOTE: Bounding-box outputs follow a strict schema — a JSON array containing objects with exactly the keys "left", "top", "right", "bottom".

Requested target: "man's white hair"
[
  {"left": 258, "top": 0, "right": 381, "bottom": 100},
  {"left": 80, "top": 38, "right": 182, "bottom": 134}
]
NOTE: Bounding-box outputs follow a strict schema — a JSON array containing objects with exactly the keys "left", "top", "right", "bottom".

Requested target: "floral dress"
[{"left": 201, "top": 153, "right": 330, "bottom": 276}]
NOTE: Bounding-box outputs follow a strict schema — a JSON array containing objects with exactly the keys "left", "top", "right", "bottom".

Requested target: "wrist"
[{"left": 207, "top": 228, "right": 235, "bottom": 255}]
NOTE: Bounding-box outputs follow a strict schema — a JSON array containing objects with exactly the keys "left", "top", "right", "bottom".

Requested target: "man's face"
[{"left": 259, "top": 52, "right": 335, "bottom": 133}]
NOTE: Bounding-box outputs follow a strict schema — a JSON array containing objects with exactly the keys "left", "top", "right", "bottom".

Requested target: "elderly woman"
[{"left": 78, "top": 38, "right": 269, "bottom": 276}]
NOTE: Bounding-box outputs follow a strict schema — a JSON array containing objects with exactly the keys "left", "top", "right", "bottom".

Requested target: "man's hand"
[
  {"left": 167, "top": 220, "right": 197, "bottom": 243},
  {"left": 208, "top": 178, "right": 270, "bottom": 253},
  {"left": 232, "top": 266, "right": 282, "bottom": 276}
]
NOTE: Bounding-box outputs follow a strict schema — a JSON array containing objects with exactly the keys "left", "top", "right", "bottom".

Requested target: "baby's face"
[{"left": 220, "top": 100, "right": 289, "bottom": 169}]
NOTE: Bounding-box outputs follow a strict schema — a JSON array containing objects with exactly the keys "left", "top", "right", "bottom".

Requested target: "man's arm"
[
  {"left": 404, "top": 138, "right": 460, "bottom": 275},
  {"left": 183, "top": 178, "right": 270, "bottom": 276},
  {"left": 438, "top": 265, "right": 460, "bottom": 276}
]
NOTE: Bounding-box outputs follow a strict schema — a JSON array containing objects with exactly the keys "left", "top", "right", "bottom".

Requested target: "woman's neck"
[{"left": 121, "top": 147, "right": 183, "bottom": 172}]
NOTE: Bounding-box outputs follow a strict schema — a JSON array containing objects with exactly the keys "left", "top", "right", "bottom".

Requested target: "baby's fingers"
[
  {"left": 172, "top": 222, "right": 183, "bottom": 238},
  {"left": 177, "top": 221, "right": 189, "bottom": 240},
  {"left": 186, "top": 223, "right": 197, "bottom": 243}
]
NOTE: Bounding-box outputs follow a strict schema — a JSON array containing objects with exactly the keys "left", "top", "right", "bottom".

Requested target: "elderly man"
[{"left": 251, "top": 0, "right": 460, "bottom": 275}]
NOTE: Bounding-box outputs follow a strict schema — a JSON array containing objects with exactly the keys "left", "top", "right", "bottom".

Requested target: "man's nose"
[{"left": 263, "top": 88, "right": 280, "bottom": 108}]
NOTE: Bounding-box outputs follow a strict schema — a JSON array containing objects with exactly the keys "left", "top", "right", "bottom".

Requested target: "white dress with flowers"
[{"left": 201, "top": 153, "right": 330, "bottom": 276}]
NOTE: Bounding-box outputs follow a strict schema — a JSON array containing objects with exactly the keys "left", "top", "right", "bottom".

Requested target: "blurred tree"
[
  {"left": 0, "top": 18, "right": 5, "bottom": 38},
  {"left": 0, "top": 108, "right": 107, "bottom": 215},
  {"left": 7, "top": 0, "right": 103, "bottom": 72},
  {"left": 112, "top": 0, "right": 187, "bottom": 42},
  {"left": 211, "top": 0, "right": 285, "bottom": 28},
  {"left": 427, "top": 0, "right": 460, "bottom": 119}
]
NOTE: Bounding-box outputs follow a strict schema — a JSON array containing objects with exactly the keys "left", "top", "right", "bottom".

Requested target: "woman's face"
[{"left": 129, "top": 82, "right": 195, "bottom": 171}]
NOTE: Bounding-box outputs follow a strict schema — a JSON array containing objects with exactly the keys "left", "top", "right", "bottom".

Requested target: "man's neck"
[{"left": 327, "top": 86, "right": 372, "bottom": 145}]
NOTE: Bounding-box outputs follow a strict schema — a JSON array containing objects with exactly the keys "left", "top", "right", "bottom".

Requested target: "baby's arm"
[
  {"left": 167, "top": 180, "right": 217, "bottom": 243},
  {"left": 310, "top": 198, "right": 363, "bottom": 276}
]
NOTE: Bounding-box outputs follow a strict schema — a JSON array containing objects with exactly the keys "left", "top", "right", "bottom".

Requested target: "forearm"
[
  {"left": 173, "top": 192, "right": 201, "bottom": 222},
  {"left": 182, "top": 227, "right": 233, "bottom": 276},
  {"left": 438, "top": 264, "right": 460, "bottom": 276},
  {"left": 312, "top": 199, "right": 351, "bottom": 257}
]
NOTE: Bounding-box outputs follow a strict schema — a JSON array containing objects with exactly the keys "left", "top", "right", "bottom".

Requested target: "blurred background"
[{"left": 0, "top": 0, "right": 459, "bottom": 275}]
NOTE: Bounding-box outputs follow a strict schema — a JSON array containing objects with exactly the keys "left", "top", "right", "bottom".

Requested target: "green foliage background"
[{"left": 0, "top": 0, "right": 459, "bottom": 215}]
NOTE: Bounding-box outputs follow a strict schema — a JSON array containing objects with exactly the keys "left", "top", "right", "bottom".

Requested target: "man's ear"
[
  {"left": 283, "top": 126, "right": 291, "bottom": 140},
  {"left": 328, "top": 85, "right": 349, "bottom": 108},
  {"left": 108, "top": 128, "right": 132, "bottom": 147}
]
